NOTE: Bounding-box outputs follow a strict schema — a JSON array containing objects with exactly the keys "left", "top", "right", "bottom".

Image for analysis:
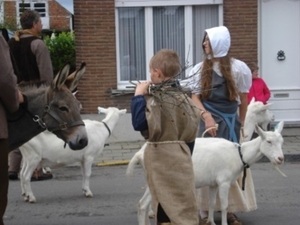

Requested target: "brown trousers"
[
  {"left": 8, "top": 148, "right": 22, "bottom": 173},
  {"left": 0, "top": 139, "right": 9, "bottom": 225}
]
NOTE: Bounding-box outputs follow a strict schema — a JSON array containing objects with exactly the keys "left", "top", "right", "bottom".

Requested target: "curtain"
[
  {"left": 118, "top": 7, "right": 146, "bottom": 81},
  {"left": 153, "top": 6, "right": 185, "bottom": 79},
  {"left": 193, "top": 5, "right": 219, "bottom": 65}
]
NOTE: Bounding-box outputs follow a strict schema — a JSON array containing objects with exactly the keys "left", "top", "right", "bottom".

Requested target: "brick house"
[
  {"left": 73, "top": 0, "right": 257, "bottom": 113},
  {"left": 73, "top": 0, "right": 300, "bottom": 125},
  {"left": 0, "top": 0, "right": 72, "bottom": 31}
]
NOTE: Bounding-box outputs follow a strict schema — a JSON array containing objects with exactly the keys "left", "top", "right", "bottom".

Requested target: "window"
[
  {"left": 18, "top": 1, "right": 47, "bottom": 17},
  {"left": 115, "top": 0, "right": 222, "bottom": 89},
  {"left": 16, "top": 0, "right": 49, "bottom": 29}
]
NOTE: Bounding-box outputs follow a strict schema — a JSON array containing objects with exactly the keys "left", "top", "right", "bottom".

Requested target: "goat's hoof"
[
  {"left": 199, "top": 217, "right": 213, "bottom": 225},
  {"left": 85, "top": 193, "right": 93, "bottom": 198},
  {"left": 148, "top": 212, "right": 155, "bottom": 219}
]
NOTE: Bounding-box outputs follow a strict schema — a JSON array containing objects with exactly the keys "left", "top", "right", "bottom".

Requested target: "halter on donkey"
[{"left": 7, "top": 62, "right": 88, "bottom": 151}]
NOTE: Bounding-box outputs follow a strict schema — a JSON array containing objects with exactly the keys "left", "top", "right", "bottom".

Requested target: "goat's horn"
[{"left": 273, "top": 165, "right": 287, "bottom": 177}]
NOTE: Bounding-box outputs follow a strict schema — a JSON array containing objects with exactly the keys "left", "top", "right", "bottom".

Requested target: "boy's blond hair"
[{"left": 150, "top": 49, "right": 181, "bottom": 78}]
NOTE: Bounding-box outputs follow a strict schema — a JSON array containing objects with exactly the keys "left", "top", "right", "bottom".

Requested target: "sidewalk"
[{"left": 95, "top": 135, "right": 300, "bottom": 166}]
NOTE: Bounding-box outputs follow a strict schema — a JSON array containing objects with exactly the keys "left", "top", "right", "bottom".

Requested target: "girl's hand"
[
  {"left": 204, "top": 114, "right": 217, "bottom": 137},
  {"left": 134, "top": 81, "right": 151, "bottom": 96}
]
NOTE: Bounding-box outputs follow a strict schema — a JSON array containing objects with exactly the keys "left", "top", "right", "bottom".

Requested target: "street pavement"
[
  {"left": 95, "top": 135, "right": 300, "bottom": 166},
  {"left": 5, "top": 163, "right": 300, "bottom": 225}
]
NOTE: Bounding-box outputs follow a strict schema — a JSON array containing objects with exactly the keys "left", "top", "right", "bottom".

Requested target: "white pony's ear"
[{"left": 274, "top": 121, "right": 284, "bottom": 133}]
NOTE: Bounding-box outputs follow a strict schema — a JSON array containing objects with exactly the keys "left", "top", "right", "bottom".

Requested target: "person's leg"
[
  {"left": 30, "top": 163, "right": 53, "bottom": 181},
  {"left": 8, "top": 148, "right": 22, "bottom": 180},
  {"left": 157, "top": 203, "right": 171, "bottom": 224},
  {"left": 0, "top": 139, "right": 9, "bottom": 225}
]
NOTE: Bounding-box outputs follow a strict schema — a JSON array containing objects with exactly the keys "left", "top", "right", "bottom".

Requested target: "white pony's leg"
[
  {"left": 138, "top": 186, "right": 152, "bottom": 225},
  {"left": 81, "top": 157, "right": 93, "bottom": 197},
  {"left": 218, "top": 182, "right": 231, "bottom": 225},
  {"left": 207, "top": 186, "right": 217, "bottom": 225}
]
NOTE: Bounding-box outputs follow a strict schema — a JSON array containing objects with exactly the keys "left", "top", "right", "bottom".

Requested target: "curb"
[{"left": 97, "top": 160, "right": 130, "bottom": 167}]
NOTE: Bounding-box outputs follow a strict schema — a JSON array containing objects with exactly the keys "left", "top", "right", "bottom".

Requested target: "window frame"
[
  {"left": 16, "top": 0, "right": 49, "bottom": 28},
  {"left": 115, "top": 0, "right": 223, "bottom": 90}
]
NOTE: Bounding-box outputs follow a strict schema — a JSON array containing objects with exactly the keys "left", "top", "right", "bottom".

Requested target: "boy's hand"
[{"left": 134, "top": 81, "right": 151, "bottom": 96}]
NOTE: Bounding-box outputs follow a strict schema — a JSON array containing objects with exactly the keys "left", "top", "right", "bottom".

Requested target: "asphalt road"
[{"left": 4, "top": 162, "right": 300, "bottom": 225}]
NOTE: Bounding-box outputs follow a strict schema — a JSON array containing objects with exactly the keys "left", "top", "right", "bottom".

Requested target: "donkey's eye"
[{"left": 59, "top": 106, "right": 69, "bottom": 112}]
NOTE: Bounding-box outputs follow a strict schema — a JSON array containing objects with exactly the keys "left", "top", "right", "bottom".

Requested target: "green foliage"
[
  {"left": 44, "top": 32, "right": 75, "bottom": 75},
  {"left": 0, "top": 17, "right": 18, "bottom": 30}
]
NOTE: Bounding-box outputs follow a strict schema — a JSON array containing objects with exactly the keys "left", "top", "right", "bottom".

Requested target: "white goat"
[
  {"left": 243, "top": 98, "right": 274, "bottom": 142},
  {"left": 126, "top": 99, "right": 275, "bottom": 225},
  {"left": 19, "top": 107, "right": 126, "bottom": 203},
  {"left": 127, "top": 122, "right": 285, "bottom": 225}
]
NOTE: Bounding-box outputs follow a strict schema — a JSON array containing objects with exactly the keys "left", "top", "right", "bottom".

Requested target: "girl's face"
[
  {"left": 203, "top": 35, "right": 212, "bottom": 55},
  {"left": 252, "top": 69, "right": 259, "bottom": 79}
]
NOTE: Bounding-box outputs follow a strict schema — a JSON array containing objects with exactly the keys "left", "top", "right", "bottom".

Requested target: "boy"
[{"left": 131, "top": 49, "right": 200, "bottom": 225}]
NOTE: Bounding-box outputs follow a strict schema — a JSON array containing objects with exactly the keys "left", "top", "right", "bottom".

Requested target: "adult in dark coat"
[{"left": 0, "top": 33, "right": 23, "bottom": 225}]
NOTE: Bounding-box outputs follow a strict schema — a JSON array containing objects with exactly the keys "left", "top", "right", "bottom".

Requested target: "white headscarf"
[{"left": 205, "top": 26, "right": 231, "bottom": 58}]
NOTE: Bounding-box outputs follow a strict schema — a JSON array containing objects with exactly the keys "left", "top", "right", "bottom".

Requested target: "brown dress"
[{"left": 143, "top": 89, "right": 200, "bottom": 225}]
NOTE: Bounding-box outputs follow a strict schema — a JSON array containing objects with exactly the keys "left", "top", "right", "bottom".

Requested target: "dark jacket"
[
  {"left": 0, "top": 35, "right": 20, "bottom": 139},
  {"left": 8, "top": 36, "right": 40, "bottom": 83}
]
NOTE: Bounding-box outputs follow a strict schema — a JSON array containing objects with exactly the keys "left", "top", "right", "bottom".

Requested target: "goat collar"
[
  {"left": 238, "top": 145, "right": 250, "bottom": 191},
  {"left": 102, "top": 121, "right": 111, "bottom": 136}
]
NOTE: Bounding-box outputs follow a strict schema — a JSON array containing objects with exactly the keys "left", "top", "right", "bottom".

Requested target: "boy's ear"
[{"left": 155, "top": 69, "right": 163, "bottom": 78}]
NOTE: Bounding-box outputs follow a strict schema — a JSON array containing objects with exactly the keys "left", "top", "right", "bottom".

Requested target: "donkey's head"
[{"left": 43, "top": 63, "right": 88, "bottom": 150}]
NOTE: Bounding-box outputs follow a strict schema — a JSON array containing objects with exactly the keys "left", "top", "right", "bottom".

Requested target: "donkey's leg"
[
  {"left": 81, "top": 157, "right": 94, "bottom": 197},
  {"left": 218, "top": 182, "right": 231, "bottom": 225}
]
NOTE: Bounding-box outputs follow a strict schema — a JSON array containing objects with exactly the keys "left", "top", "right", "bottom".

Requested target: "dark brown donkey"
[{"left": 7, "top": 62, "right": 88, "bottom": 150}]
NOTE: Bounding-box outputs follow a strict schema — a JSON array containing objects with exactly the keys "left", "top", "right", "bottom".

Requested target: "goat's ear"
[
  {"left": 98, "top": 107, "right": 107, "bottom": 114},
  {"left": 260, "top": 103, "right": 272, "bottom": 112},
  {"left": 255, "top": 124, "right": 265, "bottom": 138},
  {"left": 250, "top": 97, "right": 255, "bottom": 104},
  {"left": 265, "top": 102, "right": 272, "bottom": 108},
  {"left": 274, "top": 121, "right": 284, "bottom": 133}
]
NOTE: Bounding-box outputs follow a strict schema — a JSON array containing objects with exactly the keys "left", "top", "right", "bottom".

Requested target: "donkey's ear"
[
  {"left": 52, "top": 64, "right": 70, "bottom": 89},
  {"left": 65, "top": 62, "right": 86, "bottom": 92}
]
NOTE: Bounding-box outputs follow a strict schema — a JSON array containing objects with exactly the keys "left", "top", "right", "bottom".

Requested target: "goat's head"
[
  {"left": 256, "top": 121, "right": 284, "bottom": 166},
  {"left": 98, "top": 107, "right": 127, "bottom": 117},
  {"left": 248, "top": 99, "right": 274, "bottom": 125}
]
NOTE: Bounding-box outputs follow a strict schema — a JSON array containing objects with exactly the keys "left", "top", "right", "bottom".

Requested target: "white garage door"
[{"left": 260, "top": 0, "right": 300, "bottom": 123}]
